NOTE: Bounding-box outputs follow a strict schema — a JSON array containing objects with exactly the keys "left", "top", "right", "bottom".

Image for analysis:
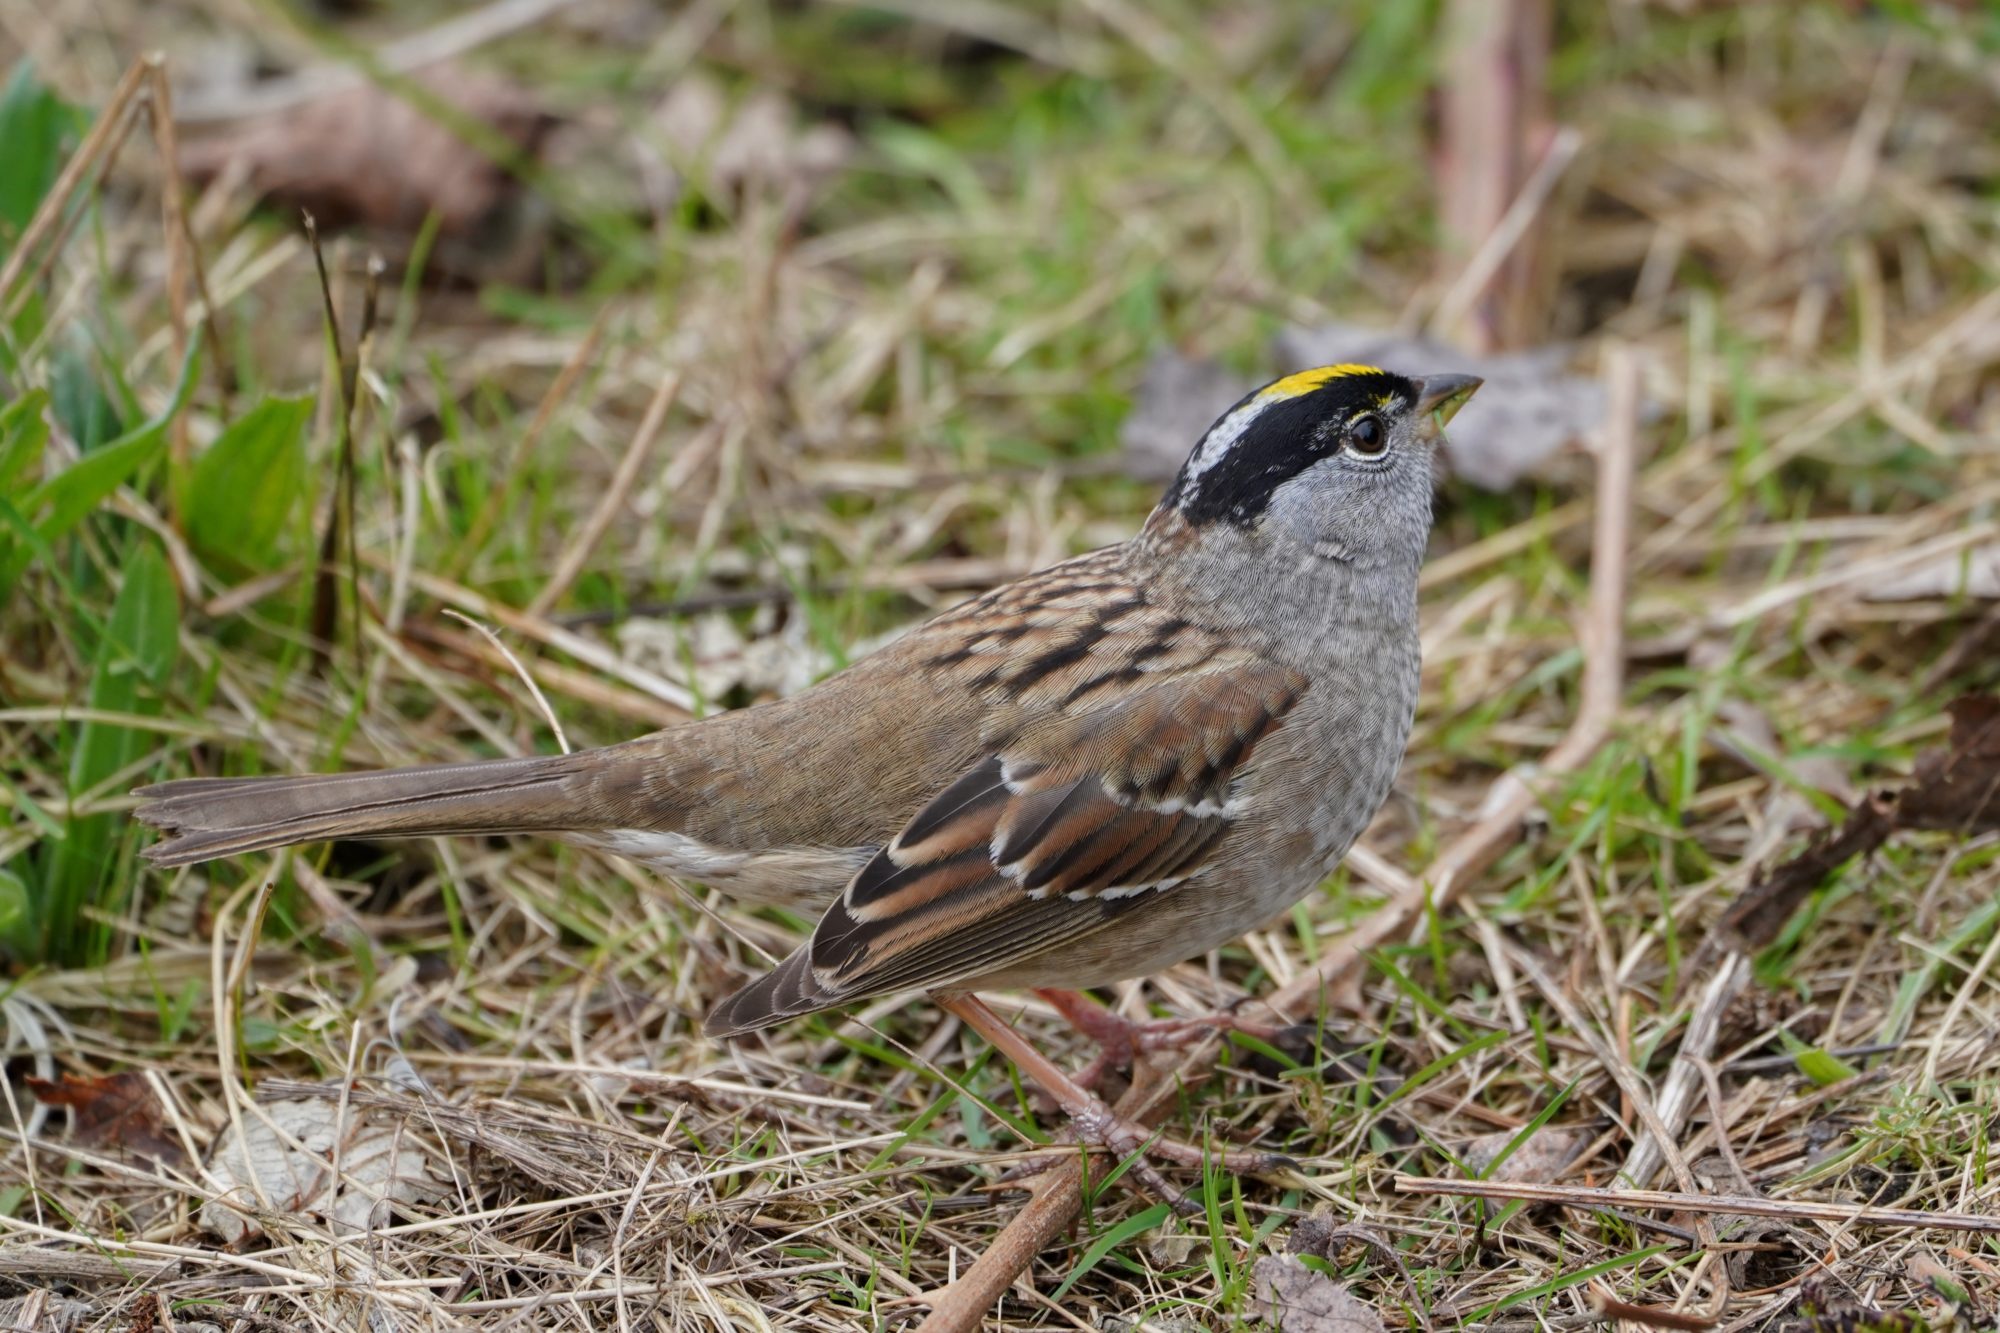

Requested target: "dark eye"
[{"left": 1345, "top": 414, "right": 1386, "bottom": 457}]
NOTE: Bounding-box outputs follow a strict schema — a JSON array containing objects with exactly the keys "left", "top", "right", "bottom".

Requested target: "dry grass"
[{"left": 1, "top": 2, "right": 1998, "bottom": 1329}]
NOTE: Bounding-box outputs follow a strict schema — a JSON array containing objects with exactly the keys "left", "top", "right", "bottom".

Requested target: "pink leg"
[
  {"left": 940, "top": 993, "right": 1288, "bottom": 1216},
  {"left": 1035, "top": 988, "right": 1283, "bottom": 1086}
]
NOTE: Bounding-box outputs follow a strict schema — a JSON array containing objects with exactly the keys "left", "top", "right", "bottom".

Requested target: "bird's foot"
[
  {"left": 1034, "top": 987, "right": 1281, "bottom": 1089},
  {"left": 940, "top": 994, "right": 1291, "bottom": 1217}
]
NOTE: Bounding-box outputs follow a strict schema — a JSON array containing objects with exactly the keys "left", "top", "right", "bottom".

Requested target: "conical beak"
[{"left": 1412, "top": 372, "right": 1482, "bottom": 440}]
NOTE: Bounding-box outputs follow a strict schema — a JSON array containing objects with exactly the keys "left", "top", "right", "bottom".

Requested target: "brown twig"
[
  {"left": 141, "top": 55, "right": 193, "bottom": 475},
  {"left": 912, "top": 1050, "right": 1184, "bottom": 1333},
  {"left": 0, "top": 59, "right": 151, "bottom": 314},
  {"left": 913, "top": 346, "right": 1645, "bottom": 1328},
  {"left": 304, "top": 214, "right": 363, "bottom": 674},
  {"left": 1393, "top": 1175, "right": 2000, "bottom": 1234},
  {"left": 144, "top": 58, "right": 230, "bottom": 416}
]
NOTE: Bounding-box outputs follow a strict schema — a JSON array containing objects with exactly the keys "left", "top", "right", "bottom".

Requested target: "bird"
[{"left": 136, "top": 362, "right": 1479, "bottom": 1202}]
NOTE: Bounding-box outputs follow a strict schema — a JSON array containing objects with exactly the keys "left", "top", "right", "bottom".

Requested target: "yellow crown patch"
[{"left": 1259, "top": 364, "right": 1384, "bottom": 401}]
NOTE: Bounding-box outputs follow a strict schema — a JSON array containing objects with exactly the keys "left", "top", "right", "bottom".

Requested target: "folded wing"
[{"left": 704, "top": 655, "right": 1306, "bottom": 1035}]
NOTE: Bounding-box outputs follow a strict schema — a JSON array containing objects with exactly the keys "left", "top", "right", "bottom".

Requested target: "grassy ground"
[{"left": 1, "top": 1, "right": 1999, "bottom": 1328}]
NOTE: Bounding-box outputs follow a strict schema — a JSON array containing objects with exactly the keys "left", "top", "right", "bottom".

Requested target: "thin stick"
[
  {"left": 1431, "top": 125, "right": 1583, "bottom": 342},
  {"left": 914, "top": 1046, "right": 1183, "bottom": 1333},
  {"left": 1393, "top": 1175, "right": 2000, "bottom": 1234},
  {"left": 141, "top": 55, "right": 193, "bottom": 473},
  {"left": 144, "top": 59, "right": 230, "bottom": 413},
  {"left": 0, "top": 58, "right": 150, "bottom": 306},
  {"left": 1622, "top": 952, "right": 1754, "bottom": 1189},
  {"left": 1, "top": 89, "right": 150, "bottom": 332},
  {"left": 528, "top": 371, "right": 683, "bottom": 616},
  {"left": 304, "top": 213, "right": 359, "bottom": 672},
  {"left": 441, "top": 609, "right": 571, "bottom": 754}
]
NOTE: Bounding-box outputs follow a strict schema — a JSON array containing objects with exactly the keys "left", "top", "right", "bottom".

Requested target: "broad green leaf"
[
  {"left": 32, "top": 542, "right": 178, "bottom": 965},
  {"left": 49, "top": 341, "right": 124, "bottom": 450},
  {"left": 185, "top": 393, "right": 314, "bottom": 569},
  {"left": 0, "top": 390, "right": 49, "bottom": 491},
  {"left": 26, "top": 420, "right": 164, "bottom": 538},
  {"left": 0, "top": 339, "right": 199, "bottom": 599},
  {"left": 0, "top": 61, "right": 83, "bottom": 247},
  {"left": 0, "top": 869, "right": 30, "bottom": 955},
  {"left": 1782, "top": 1032, "right": 1859, "bottom": 1088}
]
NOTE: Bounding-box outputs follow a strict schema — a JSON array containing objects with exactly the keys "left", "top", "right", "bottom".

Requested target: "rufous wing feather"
[{"left": 703, "top": 657, "right": 1306, "bottom": 1036}]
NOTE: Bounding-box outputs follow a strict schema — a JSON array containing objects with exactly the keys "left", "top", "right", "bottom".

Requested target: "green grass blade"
[
  {"left": 1049, "top": 1201, "right": 1172, "bottom": 1303},
  {"left": 32, "top": 541, "right": 179, "bottom": 965},
  {"left": 183, "top": 392, "right": 314, "bottom": 570}
]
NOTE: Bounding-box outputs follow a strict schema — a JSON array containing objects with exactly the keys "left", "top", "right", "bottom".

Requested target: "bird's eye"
[{"left": 1345, "top": 414, "right": 1387, "bottom": 457}]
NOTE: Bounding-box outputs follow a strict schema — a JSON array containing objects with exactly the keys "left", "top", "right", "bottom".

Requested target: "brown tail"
[
  {"left": 704, "top": 946, "right": 836, "bottom": 1037},
  {"left": 134, "top": 752, "right": 607, "bottom": 867}
]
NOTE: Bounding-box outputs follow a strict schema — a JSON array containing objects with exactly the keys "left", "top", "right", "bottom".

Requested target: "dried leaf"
[
  {"left": 200, "top": 1098, "right": 451, "bottom": 1243},
  {"left": 1459, "top": 1124, "right": 1591, "bottom": 1182},
  {"left": 1251, "top": 1255, "right": 1388, "bottom": 1333},
  {"left": 25, "top": 1071, "right": 185, "bottom": 1167},
  {"left": 1715, "top": 693, "right": 2000, "bottom": 954},
  {"left": 1898, "top": 696, "right": 2000, "bottom": 834},
  {"left": 1903, "top": 1252, "right": 1973, "bottom": 1310},
  {"left": 179, "top": 65, "right": 554, "bottom": 237}
]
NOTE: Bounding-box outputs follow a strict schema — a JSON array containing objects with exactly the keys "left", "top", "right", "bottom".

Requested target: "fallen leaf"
[
  {"left": 179, "top": 65, "right": 555, "bottom": 237},
  {"left": 1714, "top": 693, "right": 2000, "bottom": 954},
  {"left": 1898, "top": 695, "right": 2000, "bottom": 834},
  {"left": 1251, "top": 1255, "right": 1388, "bottom": 1333},
  {"left": 25, "top": 1070, "right": 185, "bottom": 1167},
  {"left": 1863, "top": 544, "right": 2000, "bottom": 601},
  {"left": 201, "top": 1098, "right": 451, "bottom": 1243},
  {"left": 1276, "top": 324, "right": 1611, "bottom": 491},
  {"left": 1458, "top": 1123, "right": 1592, "bottom": 1182},
  {"left": 1904, "top": 1251, "right": 1972, "bottom": 1309}
]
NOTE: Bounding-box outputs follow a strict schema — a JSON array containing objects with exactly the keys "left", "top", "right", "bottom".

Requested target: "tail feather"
[
  {"left": 134, "top": 753, "right": 598, "bottom": 867},
  {"left": 704, "top": 946, "right": 843, "bottom": 1037}
]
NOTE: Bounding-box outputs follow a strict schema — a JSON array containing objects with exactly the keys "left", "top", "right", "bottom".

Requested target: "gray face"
[{"left": 1162, "top": 365, "right": 1463, "bottom": 573}]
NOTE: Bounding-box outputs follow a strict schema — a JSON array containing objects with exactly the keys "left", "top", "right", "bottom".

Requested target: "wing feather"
[{"left": 704, "top": 653, "right": 1307, "bottom": 1036}]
